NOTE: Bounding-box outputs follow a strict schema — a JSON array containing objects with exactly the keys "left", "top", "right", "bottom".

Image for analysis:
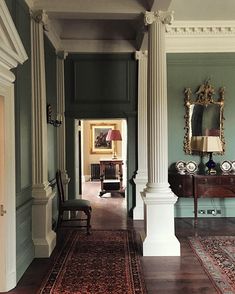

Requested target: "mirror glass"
[{"left": 184, "top": 81, "right": 225, "bottom": 154}]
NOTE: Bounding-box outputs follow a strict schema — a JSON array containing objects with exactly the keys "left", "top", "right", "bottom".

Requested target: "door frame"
[{"left": 0, "top": 0, "right": 28, "bottom": 290}]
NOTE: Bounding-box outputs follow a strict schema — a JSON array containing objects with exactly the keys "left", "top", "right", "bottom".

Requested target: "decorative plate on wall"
[
  {"left": 186, "top": 161, "right": 198, "bottom": 174},
  {"left": 220, "top": 160, "right": 232, "bottom": 173},
  {"left": 176, "top": 161, "right": 186, "bottom": 174},
  {"left": 231, "top": 161, "right": 235, "bottom": 173}
]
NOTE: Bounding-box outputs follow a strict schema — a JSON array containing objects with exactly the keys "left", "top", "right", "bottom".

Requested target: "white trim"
[
  {"left": 0, "top": 0, "right": 28, "bottom": 67},
  {"left": 24, "top": 0, "right": 34, "bottom": 9},
  {"left": 0, "top": 80, "right": 16, "bottom": 292},
  {"left": 62, "top": 39, "right": 135, "bottom": 53},
  {"left": 44, "top": 23, "right": 61, "bottom": 51},
  {"left": 166, "top": 21, "right": 235, "bottom": 53}
]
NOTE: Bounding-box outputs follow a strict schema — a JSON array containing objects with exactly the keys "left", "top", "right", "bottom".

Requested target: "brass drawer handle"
[
  {"left": 203, "top": 178, "right": 208, "bottom": 184},
  {"left": 178, "top": 184, "right": 182, "bottom": 189},
  {"left": 230, "top": 178, "right": 234, "bottom": 183}
]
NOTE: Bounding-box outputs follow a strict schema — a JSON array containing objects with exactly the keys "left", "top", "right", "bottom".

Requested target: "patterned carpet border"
[
  {"left": 188, "top": 236, "right": 235, "bottom": 294},
  {"left": 38, "top": 230, "right": 147, "bottom": 294}
]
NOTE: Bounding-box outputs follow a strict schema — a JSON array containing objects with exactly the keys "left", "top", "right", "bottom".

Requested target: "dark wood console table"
[
  {"left": 99, "top": 159, "right": 125, "bottom": 197},
  {"left": 169, "top": 173, "right": 235, "bottom": 225}
]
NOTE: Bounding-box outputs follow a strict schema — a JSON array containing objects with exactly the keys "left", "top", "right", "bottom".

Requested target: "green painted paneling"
[
  {"left": 167, "top": 53, "right": 235, "bottom": 217},
  {"left": 44, "top": 35, "right": 58, "bottom": 224},
  {"left": 65, "top": 54, "right": 137, "bottom": 212},
  {"left": 45, "top": 35, "right": 57, "bottom": 182},
  {"left": 16, "top": 199, "right": 34, "bottom": 281},
  {"left": 15, "top": 0, "right": 32, "bottom": 195},
  {"left": 126, "top": 116, "right": 137, "bottom": 215},
  {"left": 65, "top": 53, "right": 137, "bottom": 118},
  {"left": 74, "top": 60, "right": 130, "bottom": 103},
  {"left": 66, "top": 118, "right": 76, "bottom": 199}
]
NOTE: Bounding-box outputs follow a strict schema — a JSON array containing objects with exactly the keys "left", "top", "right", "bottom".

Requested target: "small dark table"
[{"left": 169, "top": 173, "right": 235, "bottom": 225}]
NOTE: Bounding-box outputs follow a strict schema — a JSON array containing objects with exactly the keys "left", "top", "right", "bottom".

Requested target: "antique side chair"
[{"left": 56, "top": 170, "right": 92, "bottom": 234}]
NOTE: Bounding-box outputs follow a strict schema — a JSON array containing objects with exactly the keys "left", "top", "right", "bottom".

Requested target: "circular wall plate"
[
  {"left": 186, "top": 161, "right": 198, "bottom": 173},
  {"left": 220, "top": 160, "right": 232, "bottom": 173},
  {"left": 176, "top": 161, "right": 186, "bottom": 174}
]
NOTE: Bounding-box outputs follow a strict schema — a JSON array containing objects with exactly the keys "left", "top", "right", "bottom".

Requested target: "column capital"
[
  {"left": 57, "top": 51, "right": 68, "bottom": 60},
  {"left": 135, "top": 50, "right": 148, "bottom": 60},
  {"left": 144, "top": 11, "right": 174, "bottom": 26},
  {"left": 30, "top": 10, "right": 49, "bottom": 30}
]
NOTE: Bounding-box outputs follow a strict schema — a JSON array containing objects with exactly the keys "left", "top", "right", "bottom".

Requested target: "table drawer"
[{"left": 169, "top": 174, "right": 193, "bottom": 197}]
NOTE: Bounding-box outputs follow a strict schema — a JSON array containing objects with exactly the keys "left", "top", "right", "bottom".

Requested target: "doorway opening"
[{"left": 75, "top": 119, "right": 128, "bottom": 228}]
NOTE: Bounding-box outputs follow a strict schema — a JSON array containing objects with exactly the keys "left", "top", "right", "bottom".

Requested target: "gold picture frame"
[{"left": 90, "top": 124, "right": 116, "bottom": 154}]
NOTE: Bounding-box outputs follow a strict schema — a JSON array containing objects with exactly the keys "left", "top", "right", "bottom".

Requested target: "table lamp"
[
  {"left": 106, "top": 129, "right": 122, "bottom": 159},
  {"left": 191, "top": 136, "right": 223, "bottom": 174}
]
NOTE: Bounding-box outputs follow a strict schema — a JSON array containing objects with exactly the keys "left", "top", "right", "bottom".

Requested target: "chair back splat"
[{"left": 55, "top": 170, "right": 92, "bottom": 234}]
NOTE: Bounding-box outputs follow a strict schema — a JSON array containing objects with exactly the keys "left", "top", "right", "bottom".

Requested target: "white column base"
[
  {"left": 142, "top": 189, "right": 180, "bottom": 256},
  {"left": 33, "top": 230, "right": 57, "bottom": 257},
  {"left": 32, "top": 187, "right": 57, "bottom": 257},
  {"left": 133, "top": 176, "right": 147, "bottom": 220},
  {"left": 143, "top": 235, "right": 180, "bottom": 256}
]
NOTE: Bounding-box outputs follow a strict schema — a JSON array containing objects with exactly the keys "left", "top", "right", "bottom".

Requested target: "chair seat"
[{"left": 62, "top": 199, "right": 91, "bottom": 209}]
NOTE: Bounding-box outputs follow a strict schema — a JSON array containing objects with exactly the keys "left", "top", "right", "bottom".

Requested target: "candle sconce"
[{"left": 47, "top": 104, "right": 62, "bottom": 127}]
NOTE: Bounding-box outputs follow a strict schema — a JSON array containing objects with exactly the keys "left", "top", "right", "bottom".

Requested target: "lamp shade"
[
  {"left": 106, "top": 129, "right": 122, "bottom": 141},
  {"left": 191, "top": 136, "right": 223, "bottom": 152}
]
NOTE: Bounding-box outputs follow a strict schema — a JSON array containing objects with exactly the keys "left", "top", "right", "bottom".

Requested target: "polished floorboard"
[{"left": 3, "top": 181, "right": 235, "bottom": 293}]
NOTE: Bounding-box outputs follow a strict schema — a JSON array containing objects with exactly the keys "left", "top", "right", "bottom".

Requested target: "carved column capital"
[
  {"left": 135, "top": 50, "right": 148, "bottom": 60},
  {"left": 31, "top": 10, "right": 49, "bottom": 31},
  {"left": 144, "top": 10, "right": 174, "bottom": 26}
]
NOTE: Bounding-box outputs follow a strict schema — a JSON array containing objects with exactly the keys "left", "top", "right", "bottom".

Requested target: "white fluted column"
[
  {"left": 142, "top": 11, "right": 180, "bottom": 256},
  {"left": 31, "top": 10, "right": 56, "bottom": 257},
  {"left": 56, "top": 51, "right": 70, "bottom": 199},
  {"left": 133, "top": 50, "right": 148, "bottom": 220}
]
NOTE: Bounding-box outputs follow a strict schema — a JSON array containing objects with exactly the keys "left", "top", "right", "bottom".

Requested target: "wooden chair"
[{"left": 56, "top": 170, "right": 92, "bottom": 234}]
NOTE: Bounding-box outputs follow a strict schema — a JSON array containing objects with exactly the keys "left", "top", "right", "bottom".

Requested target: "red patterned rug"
[
  {"left": 188, "top": 236, "right": 235, "bottom": 294},
  {"left": 38, "top": 230, "right": 147, "bottom": 294}
]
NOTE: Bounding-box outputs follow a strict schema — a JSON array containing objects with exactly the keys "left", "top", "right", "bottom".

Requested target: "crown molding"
[
  {"left": 44, "top": 22, "right": 62, "bottom": 51},
  {"left": 61, "top": 39, "right": 135, "bottom": 53},
  {"left": 24, "top": 0, "right": 34, "bottom": 9},
  {"left": 166, "top": 21, "right": 235, "bottom": 53},
  {"left": 0, "top": 0, "right": 28, "bottom": 76}
]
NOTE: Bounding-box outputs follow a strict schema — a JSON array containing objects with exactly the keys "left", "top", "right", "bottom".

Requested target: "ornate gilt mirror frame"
[{"left": 184, "top": 80, "right": 225, "bottom": 154}]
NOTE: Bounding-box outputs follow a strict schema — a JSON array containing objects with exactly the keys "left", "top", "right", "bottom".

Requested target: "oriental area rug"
[
  {"left": 188, "top": 236, "right": 235, "bottom": 294},
  {"left": 38, "top": 230, "right": 147, "bottom": 294}
]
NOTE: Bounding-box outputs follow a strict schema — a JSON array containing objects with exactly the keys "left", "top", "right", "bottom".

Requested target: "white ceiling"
[{"left": 25, "top": 0, "right": 235, "bottom": 53}]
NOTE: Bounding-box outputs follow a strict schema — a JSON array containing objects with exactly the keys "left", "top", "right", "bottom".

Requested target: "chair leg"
[
  {"left": 56, "top": 210, "right": 63, "bottom": 231},
  {"left": 85, "top": 209, "right": 92, "bottom": 235}
]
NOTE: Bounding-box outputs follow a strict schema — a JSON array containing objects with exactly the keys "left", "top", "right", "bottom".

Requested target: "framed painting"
[{"left": 90, "top": 124, "right": 116, "bottom": 154}]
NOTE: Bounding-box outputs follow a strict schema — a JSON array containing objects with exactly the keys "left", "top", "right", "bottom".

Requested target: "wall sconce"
[{"left": 47, "top": 104, "right": 62, "bottom": 127}]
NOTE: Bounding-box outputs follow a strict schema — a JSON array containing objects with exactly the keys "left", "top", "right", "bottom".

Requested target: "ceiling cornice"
[
  {"left": 166, "top": 21, "right": 235, "bottom": 53},
  {"left": 61, "top": 39, "right": 135, "bottom": 53},
  {"left": 24, "top": 0, "right": 34, "bottom": 9}
]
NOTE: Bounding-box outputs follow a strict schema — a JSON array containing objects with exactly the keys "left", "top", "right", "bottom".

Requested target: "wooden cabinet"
[{"left": 169, "top": 173, "right": 235, "bottom": 225}]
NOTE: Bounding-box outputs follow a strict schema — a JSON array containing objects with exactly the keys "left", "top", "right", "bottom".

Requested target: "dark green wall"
[
  {"left": 7, "top": 0, "right": 34, "bottom": 281},
  {"left": 167, "top": 53, "right": 235, "bottom": 216},
  {"left": 44, "top": 35, "right": 58, "bottom": 222},
  {"left": 45, "top": 35, "right": 57, "bottom": 181},
  {"left": 65, "top": 53, "right": 137, "bottom": 213}
]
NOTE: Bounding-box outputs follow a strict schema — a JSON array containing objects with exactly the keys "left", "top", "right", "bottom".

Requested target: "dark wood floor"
[{"left": 3, "top": 181, "right": 235, "bottom": 294}]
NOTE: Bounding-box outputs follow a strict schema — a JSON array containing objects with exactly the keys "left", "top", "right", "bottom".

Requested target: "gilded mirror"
[{"left": 184, "top": 80, "right": 225, "bottom": 154}]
